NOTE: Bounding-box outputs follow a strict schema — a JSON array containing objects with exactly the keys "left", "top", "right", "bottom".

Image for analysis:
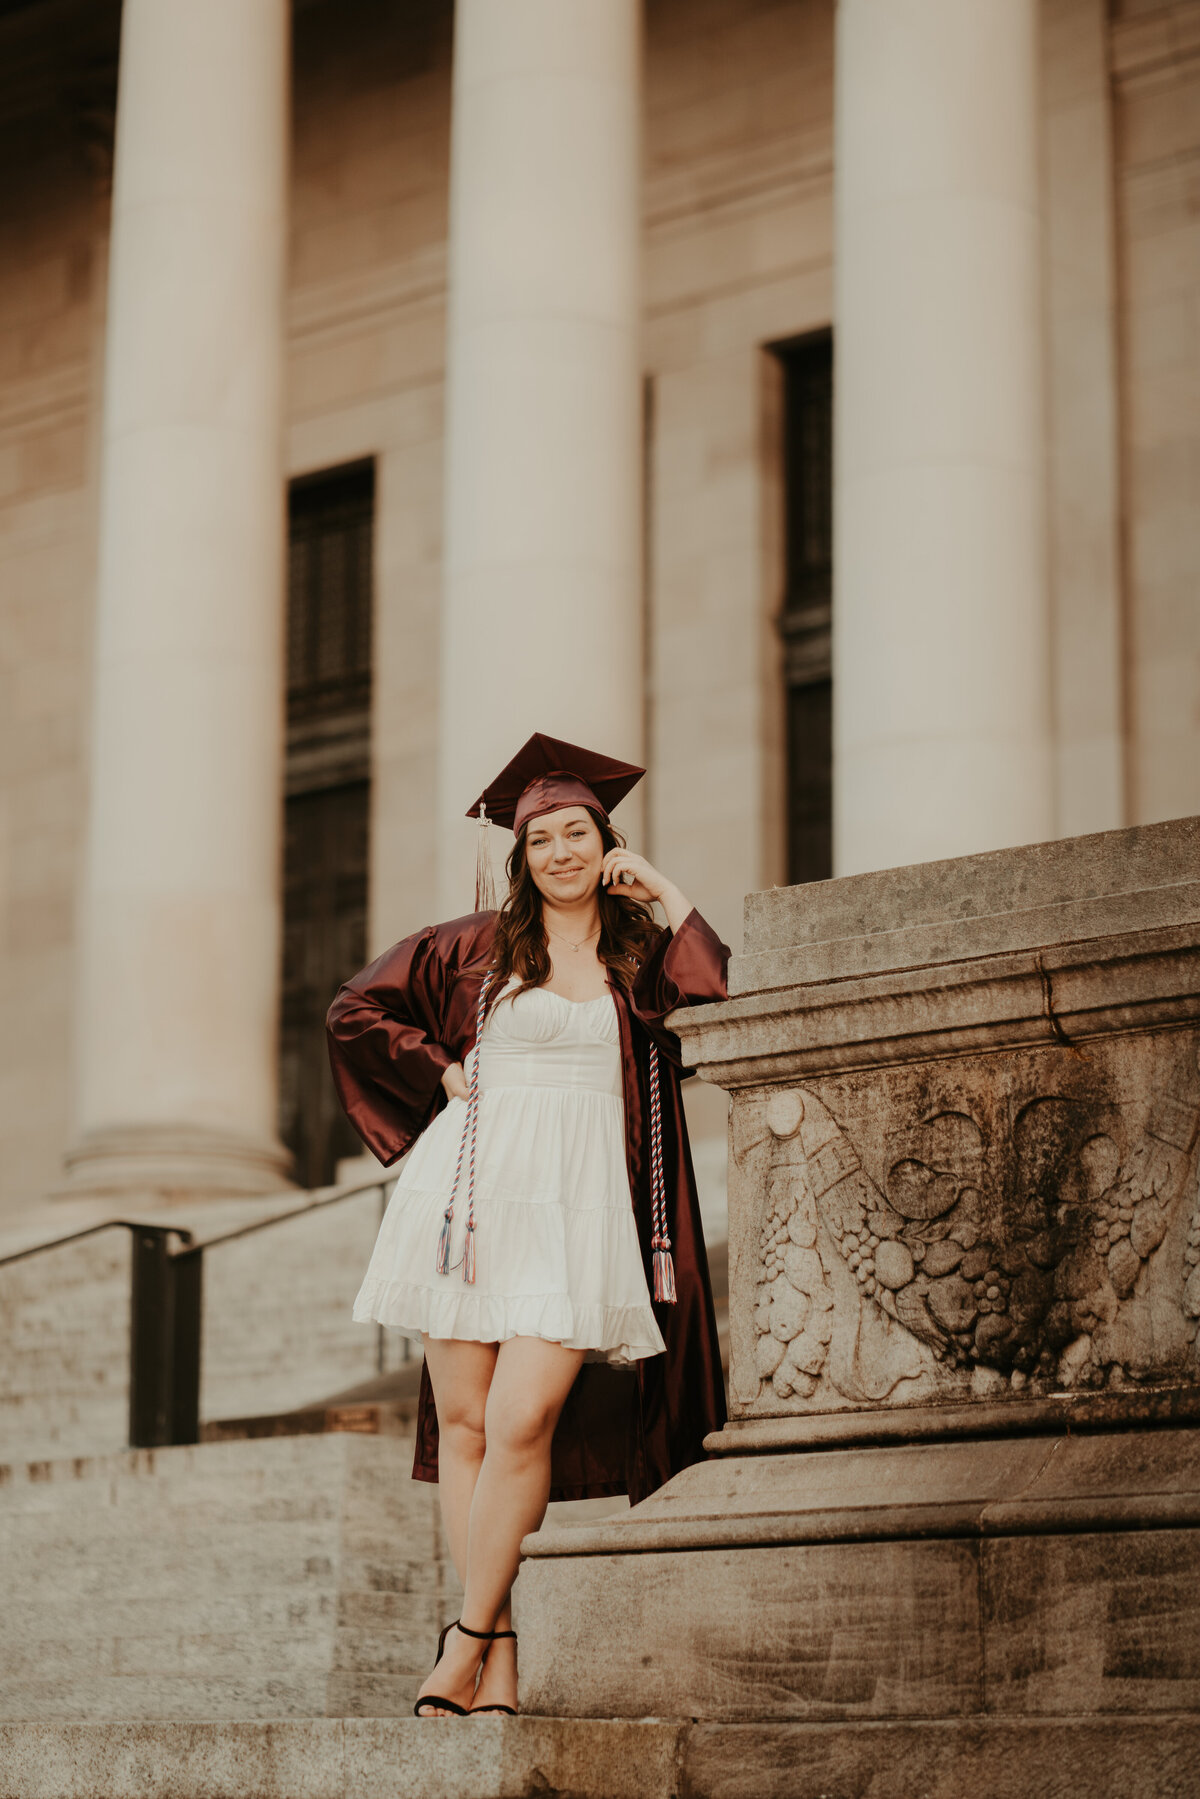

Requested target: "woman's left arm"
[
  {"left": 601, "top": 849, "right": 694, "bottom": 935},
  {"left": 601, "top": 850, "right": 731, "bottom": 1029}
]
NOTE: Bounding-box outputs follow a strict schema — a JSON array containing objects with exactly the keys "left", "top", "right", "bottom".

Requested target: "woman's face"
[{"left": 523, "top": 806, "right": 605, "bottom": 907}]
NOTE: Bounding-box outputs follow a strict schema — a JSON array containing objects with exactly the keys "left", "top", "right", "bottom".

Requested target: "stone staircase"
[
  {"left": 3, "top": 1178, "right": 1195, "bottom": 1796},
  {"left": 0, "top": 1430, "right": 454, "bottom": 1724},
  {"left": 0, "top": 1398, "right": 688, "bottom": 1799},
  {"left": 0, "top": 1193, "right": 704, "bottom": 1799}
]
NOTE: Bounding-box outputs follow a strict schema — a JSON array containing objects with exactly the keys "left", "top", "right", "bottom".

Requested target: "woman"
[{"left": 326, "top": 733, "right": 728, "bottom": 1720}]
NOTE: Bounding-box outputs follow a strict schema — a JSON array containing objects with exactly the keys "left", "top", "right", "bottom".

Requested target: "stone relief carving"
[
  {"left": 753, "top": 1092, "right": 835, "bottom": 1400},
  {"left": 1186, "top": 1171, "right": 1200, "bottom": 1339},
  {"left": 742, "top": 1038, "right": 1200, "bottom": 1410}
]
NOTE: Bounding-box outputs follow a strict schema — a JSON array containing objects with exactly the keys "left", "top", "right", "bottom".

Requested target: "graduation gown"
[{"left": 325, "top": 906, "right": 730, "bottom": 1505}]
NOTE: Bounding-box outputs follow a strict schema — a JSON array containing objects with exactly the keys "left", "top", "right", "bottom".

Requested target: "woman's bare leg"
[
  {"left": 415, "top": 1336, "right": 584, "bottom": 1716},
  {"left": 416, "top": 1336, "right": 497, "bottom": 1716},
  {"left": 460, "top": 1337, "right": 585, "bottom": 1713},
  {"left": 421, "top": 1336, "right": 497, "bottom": 1576}
]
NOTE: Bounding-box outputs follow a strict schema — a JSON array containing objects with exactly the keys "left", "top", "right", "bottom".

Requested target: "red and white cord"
[
  {"left": 648, "top": 1042, "right": 677, "bottom": 1304},
  {"left": 435, "top": 970, "right": 492, "bottom": 1284}
]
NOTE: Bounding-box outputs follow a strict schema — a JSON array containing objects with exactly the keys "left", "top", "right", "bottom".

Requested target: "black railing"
[{"left": 0, "top": 1177, "right": 386, "bottom": 1452}]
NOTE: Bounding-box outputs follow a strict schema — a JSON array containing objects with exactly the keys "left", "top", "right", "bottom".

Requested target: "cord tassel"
[
  {"left": 435, "top": 1209, "right": 453, "bottom": 1276},
  {"left": 652, "top": 1239, "right": 677, "bottom": 1303},
  {"left": 463, "top": 1219, "right": 476, "bottom": 1285}
]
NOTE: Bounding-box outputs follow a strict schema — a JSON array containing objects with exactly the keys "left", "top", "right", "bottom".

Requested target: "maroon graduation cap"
[
  {"left": 466, "top": 732, "right": 645, "bottom": 907},
  {"left": 466, "top": 732, "right": 644, "bottom": 835}
]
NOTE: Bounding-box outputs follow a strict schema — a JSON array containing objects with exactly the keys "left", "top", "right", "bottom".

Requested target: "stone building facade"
[{"left": 0, "top": 0, "right": 1197, "bottom": 1228}]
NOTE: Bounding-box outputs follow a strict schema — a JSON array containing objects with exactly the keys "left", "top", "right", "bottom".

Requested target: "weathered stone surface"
[
  {"left": 522, "top": 1429, "right": 1200, "bottom": 1557},
  {"left": 520, "top": 1538, "right": 980, "bottom": 1722},
  {"left": 706, "top": 884, "right": 1200, "bottom": 1426},
  {"left": 0, "top": 1434, "right": 459, "bottom": 1722},
  {"left": 682, "top": 1717, "right": 1200, "bottom": 1799},
  {"left": 519, "top": 1431, "right": 1200, "bottom": 1729},
  {"left": 737, "top": 816, "right": 1200, "bottom": 988},
  {"left": 983, "top": 1528, "right": 1200, "bottom": 1716},
  {"left": 0, "top": 1718, "right": 685, "bottom": 1799},
  {"left": 683, "top": 823, "right": 1200, "bottom": 1446},
  {"left": 683, "top": 926, "right": 1200, "bottom": 1089},
  {"left": 5, "top": 1715, "right": 1194, "bottom": 1799}
]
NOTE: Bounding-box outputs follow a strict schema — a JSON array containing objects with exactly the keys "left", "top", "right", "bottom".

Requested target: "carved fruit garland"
[
  {"left": 753, "top": 1092, "right": 835, "bottom": 1400},
  {"left": 750, "top": 1053, "right": 1200, "bottom": 1402}
]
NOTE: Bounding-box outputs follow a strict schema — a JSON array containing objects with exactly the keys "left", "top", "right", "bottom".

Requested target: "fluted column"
[
  {"left": 65, "top": 0, "right": 292, "bottom": 1199},
  {"left": 436, "top": 0, "right": 644, "bottom": 912},
  {"left": 833, "top": 0, "right": 1053, "bottom": 876}
]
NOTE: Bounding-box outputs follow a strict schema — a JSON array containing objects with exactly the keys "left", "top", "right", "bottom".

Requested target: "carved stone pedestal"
[{"left": 520, "top": 819, "right": 1200, "bottom": 1797}]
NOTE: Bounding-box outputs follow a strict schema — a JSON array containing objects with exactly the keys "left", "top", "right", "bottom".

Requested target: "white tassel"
[{"left": 475, "top": 803, "right": 499, "bottom": 912}]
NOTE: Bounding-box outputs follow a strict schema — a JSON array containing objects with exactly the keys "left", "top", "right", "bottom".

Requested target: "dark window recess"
[
  {"left": 772, "top": 331, "right": 833, "bottom": 886},
  {"left": 280, "top": 461, "right": 375, "bottom": 1189},
  {"left": 287, "top": 462, "right": 374, "bottom": 727},
  {"left": 279, "top": 784, "right": 369, "bottom": 1191}
]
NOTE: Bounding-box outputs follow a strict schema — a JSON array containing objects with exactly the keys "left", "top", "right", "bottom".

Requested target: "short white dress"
[{"left": 352, "top": 975, "right": 667, "bottom": 1367}]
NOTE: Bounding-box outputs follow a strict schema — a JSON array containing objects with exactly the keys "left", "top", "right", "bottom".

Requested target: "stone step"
[
  {"left": 1, "top": 1601, "right": 444, "bottom": 1674},
  {"left": 0, "top": 1715, "right": 1196, "bottom": 1799},
  {"left": 0, "top": 1670, "right": 430, "bottom": 1723},
  {"left": 0, "top": 1232, "right": 132, "bottom": 1464},
  {"left": 0, "top": 1433, "right": 460, "bottom": 1722},
  {"left": 0, "top": 1428, "right": 420, "bottom": 1506}
]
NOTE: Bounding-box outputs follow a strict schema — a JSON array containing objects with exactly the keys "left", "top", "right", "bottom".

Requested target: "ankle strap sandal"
[
  {"left": 413, "top": 1620, "right": 498, "bottom": 1718},
  {"left": 468, "top": 1628, "right": 518, "bottom": 1716}
]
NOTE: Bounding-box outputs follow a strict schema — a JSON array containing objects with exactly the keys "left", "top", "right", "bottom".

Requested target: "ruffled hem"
[{"left": 352, "top": 1275, "right": 666, "bottom": 1367}]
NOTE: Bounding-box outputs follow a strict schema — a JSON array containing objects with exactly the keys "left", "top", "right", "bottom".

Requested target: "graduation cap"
[{"left": 466, "top": 732, "right": 645, "bottom": 909}]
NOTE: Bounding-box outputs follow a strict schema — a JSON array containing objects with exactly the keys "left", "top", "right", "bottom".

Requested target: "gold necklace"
[{"left": 546, "top": 925, "right": 600, "bottom": 954}]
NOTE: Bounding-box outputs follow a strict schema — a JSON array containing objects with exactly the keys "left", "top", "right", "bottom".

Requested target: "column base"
[
  {"left": 517, "top": 1426, "right": 1200, "bottom": 1725},
  {"left": 56, "top": 1123, "right": 295, "bottom": 1205}
]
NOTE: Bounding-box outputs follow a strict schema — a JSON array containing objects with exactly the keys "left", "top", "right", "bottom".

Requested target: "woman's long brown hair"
[{"left": 481, "top": 813, "right": 657, "bottom": 1024}]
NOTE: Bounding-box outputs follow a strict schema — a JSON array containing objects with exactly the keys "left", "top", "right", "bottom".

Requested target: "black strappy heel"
[
  {"left": 468, "top": 1628, "right": 518, "bottom": 1716},
  {"left": 412, "top": 1620, "right": 497, "bottom": 1718}
]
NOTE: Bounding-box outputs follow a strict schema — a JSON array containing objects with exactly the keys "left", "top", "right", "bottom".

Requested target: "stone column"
[
  {"left": 64, "top": 0, "right": 292, "bottom": 1200},
  {"left": 833, "top": 0, "right": 1054, "bottom": 877},
  {"left": 436, "top": 0, "right": 644, "bottom": 913}
]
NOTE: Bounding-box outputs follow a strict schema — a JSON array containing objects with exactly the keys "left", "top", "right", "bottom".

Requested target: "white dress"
[{"left": 352, "top": 975, "right": 667, "bottom": 1367}]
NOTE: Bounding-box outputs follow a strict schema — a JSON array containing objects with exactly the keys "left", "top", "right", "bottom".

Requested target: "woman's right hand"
[{"left": 441, "top": 1061, "right": 469, "bottom": 1102}]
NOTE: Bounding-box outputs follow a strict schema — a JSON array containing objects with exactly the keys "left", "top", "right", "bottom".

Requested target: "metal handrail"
[
  {"left": 0, "top": 1171, "right": 388, "bottom": 1270},
  {"left": 2, "top": 1173, "right": 393, "bottom": 1451},
  {"left": 174, "top": 1173, "right": 388, "bottom": 1257},
  {"left": 0, "top": 1218, "right": 193, "bottom": 1269}
]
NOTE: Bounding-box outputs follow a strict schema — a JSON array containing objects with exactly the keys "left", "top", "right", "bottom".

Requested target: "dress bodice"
[{"left": 466, "top": 975, "right": 622, "bottom": 1098}]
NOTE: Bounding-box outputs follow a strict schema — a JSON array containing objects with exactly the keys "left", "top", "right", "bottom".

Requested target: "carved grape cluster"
[{"left": 752, "top": 1093, "right": 834, "bottom": 1400}]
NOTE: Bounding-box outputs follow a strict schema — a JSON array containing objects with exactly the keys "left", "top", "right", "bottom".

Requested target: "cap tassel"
[{"left": 475, "top": 803, "right": 499, "bottom": 912}]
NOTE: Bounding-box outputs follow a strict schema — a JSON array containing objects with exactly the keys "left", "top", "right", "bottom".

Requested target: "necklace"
[{"left": 546, "top": 924, "right": 600, "bottom": 954}]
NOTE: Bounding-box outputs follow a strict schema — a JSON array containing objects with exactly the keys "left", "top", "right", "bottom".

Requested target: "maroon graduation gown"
[{"left": 325, "top": 906, "right": 730, "bottom": 1505}]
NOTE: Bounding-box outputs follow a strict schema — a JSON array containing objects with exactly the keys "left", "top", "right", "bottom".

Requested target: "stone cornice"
[{"left": 671, "top": 922, "right": 1200, "bottom": 1088}]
